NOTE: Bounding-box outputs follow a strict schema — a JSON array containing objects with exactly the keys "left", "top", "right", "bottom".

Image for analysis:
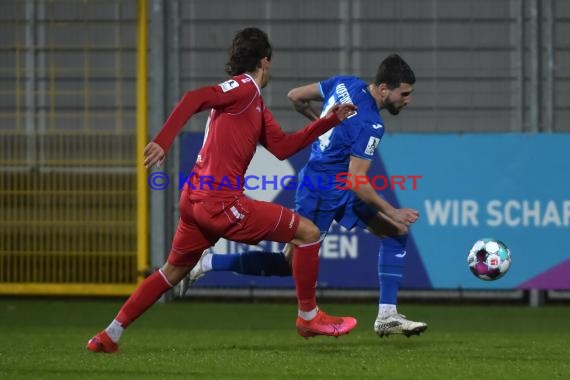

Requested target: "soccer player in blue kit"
[{"left": 181, "top": 54, "right": 428, "bottom": 338}]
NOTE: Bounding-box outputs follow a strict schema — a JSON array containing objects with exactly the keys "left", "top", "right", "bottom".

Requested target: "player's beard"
[{"left": 384, "top": 98, "right": 402, "bottom": 115}]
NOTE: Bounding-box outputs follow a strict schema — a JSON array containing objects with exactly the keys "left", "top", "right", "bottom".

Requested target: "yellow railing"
[
  {"left": 0, "top": 132, "right": 140, "bottom": 295},
  {"left": 0, "top": 0, "right": 148, "bottom": 296},
  {"left": 136, "top": 0, "right": 149, "bottom": 286}
]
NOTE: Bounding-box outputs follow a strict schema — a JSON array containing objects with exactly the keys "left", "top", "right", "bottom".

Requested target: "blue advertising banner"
[
  {"left": 178, "top": 133, "right": 570, "bottom": 290},
  {"left": 382, "top": 134, "right": 570, "bottom": 290}
]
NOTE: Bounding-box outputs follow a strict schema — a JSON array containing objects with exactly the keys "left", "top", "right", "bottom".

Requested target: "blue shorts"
[{"left": 295, "top": 168, "right": 377, "bottom": 234}]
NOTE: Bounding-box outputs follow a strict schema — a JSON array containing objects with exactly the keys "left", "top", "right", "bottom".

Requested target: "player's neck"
[
  {"left": 368, "top": 84, "right": 383, "bottom": 109},
  {"left": 249, "top": 68, "right": 265, "bottom": 90}
]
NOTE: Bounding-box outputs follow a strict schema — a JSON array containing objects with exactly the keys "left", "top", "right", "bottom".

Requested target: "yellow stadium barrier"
[{"left": 0, "top": 0, "right": 148, "bottom": 296}]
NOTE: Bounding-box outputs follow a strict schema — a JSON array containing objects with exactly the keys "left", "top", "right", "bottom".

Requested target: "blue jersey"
[
  {"left": 306, "top": 76, "right": 384, "bottom": 175},
  {"left": 296, "top": 76, "right": 384, "bottom": 230}
]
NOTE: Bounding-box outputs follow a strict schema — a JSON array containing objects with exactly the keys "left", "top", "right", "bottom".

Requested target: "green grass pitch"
[{"left": 0, "top": 299, "right": 568, "bottom": 379}]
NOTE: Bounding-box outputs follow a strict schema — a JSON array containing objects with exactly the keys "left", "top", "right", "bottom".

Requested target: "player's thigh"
[
  {"left": 332, "top": 192, "right": 371, "bottom": 230},
  {"left": 295, "top": 186, "right": 336, "bottom": 235},
  {"left": 167, "top": 195, "right": 216, "bottom": 267},
  {"left": 222, "top": 198, "right": 301, "bottom": 244},
  {"left": 295, "top": 183, "right": 319, "bottom": 221},
  {"left": 168, "top": 217, "right": 214, "bottom": 267}
]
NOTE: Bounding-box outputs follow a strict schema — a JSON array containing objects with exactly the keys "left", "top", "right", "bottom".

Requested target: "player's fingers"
[
  {"left": 144, "top": 152, "right": 160, "bottom": 169},
  {"left": 144, "top": 142, "right": 159, "bottom": 156},
  {"left": 342, "top": 103, "right": 357, "bottom": 112},
  {"left": 143, "top": 157, "right": 154, "bottom": 169},
  {"left": 407, "top": 209, "right": 420, "bottom": 219},
  {"left": 403, "top": 211, "right": 416, "bottom": 224},
  {"left": 144, "top": 147, "right": 155, "bottom": 161},
  {"left": 336, "top": 105, "right": 356, "bottom": 120},
  {"left": 338, "top": 104, "right": 353, "bottom": 114}
]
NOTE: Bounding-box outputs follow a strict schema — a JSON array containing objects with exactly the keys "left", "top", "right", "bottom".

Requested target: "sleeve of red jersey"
[
  {"left": 153, "top": 79, "right": 256, "bottom": 153},
  {"left": 260, "top": 107, "right": 341, "bottom": 160}
]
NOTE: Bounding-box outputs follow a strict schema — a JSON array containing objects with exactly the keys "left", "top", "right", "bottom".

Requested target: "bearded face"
[{"left": 382, "top": 83, "right": 413, "bottom": 115}]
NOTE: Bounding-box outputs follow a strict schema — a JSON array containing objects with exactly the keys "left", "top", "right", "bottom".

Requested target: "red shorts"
[{"left": 167, "top": 192, "right": 300, "bottom": 267}]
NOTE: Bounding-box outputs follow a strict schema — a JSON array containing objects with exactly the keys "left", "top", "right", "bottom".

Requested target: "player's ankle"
[
  {"left": 298, "top": 307, "right": 318, "bottom": 321},
  {"left": 105, "top": 320, "right": 124, "bottom": 343},
  {"left": 378, "top": 304, "right": 397, "bottom": 319}
]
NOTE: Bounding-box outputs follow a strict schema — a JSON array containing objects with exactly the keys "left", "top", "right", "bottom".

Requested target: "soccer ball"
[{"left": 467, "top": 238, "right": 512, "bottom": 281}]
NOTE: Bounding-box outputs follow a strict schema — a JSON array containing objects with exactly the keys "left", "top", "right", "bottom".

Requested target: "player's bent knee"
[
  {"left": 293, "top": 217, "right": 321, "bottom": 245},
  {"left": 305, "top": 226, "right": 321, "bottom": 244},
  {"left": 160, "top": 262, "right": 193, "bottom": 286}
]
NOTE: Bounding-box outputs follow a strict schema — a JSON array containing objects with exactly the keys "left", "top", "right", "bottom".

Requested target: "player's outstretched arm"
[
  {"left": 287, "top": 83, "right": 322, "bottom": 121},
  {"left": 346, "top": 156, "right": 419, "bottom": 226},
  {"left": 152, "top": 82, "right": 249, "bottom": 156},
  {"left": 261, "top": 103, "right": 357, "bottom": 160}
]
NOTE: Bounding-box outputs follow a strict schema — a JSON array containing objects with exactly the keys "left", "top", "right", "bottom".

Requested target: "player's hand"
[
  {"left": 392, "top": 208, "right": 420, "bottom": 226},
  {"left": 144, "top": 142, "right": 166, "bottom": 169},
  {"left": 325, "top": 103, "right": 357, "bottom": 121}
]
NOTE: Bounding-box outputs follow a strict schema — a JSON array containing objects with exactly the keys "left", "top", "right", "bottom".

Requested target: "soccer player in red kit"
[{"left": 86, "top": 27, "right": 358, "bottom": 353}]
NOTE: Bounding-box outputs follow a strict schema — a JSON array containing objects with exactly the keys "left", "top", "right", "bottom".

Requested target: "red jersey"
[
  {"left": 188, "top": 74, "right": 265, "bottom": 199},
  {"left": 153, "top": 73, "right": 342, "bottom": 200}
]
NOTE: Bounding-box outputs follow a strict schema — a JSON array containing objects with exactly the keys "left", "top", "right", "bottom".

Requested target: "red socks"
[
  {"left": 115, "top": 270, "right": 173, "bottom": 328},
  {"left": 292, "top": 242, "right": 320, "bottom": 311}
]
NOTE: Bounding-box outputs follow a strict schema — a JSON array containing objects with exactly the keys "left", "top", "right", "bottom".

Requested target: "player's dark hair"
[
  {"left": 225, "top": 27, "right": 272, "bottom": 76},
  {"left": 374, "top": 54, "right": 415, "bottom": 89}
]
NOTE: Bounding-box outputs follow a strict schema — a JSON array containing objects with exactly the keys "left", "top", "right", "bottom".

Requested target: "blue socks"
[
  {"left": 378, "top": 235, "right": 407, "bottom": 306},
  {"left": 211, "top": 251, "right": 292, "bottom": 276},
  {"left": 208, "top": 235, "right": 407, "bottom": 306}
]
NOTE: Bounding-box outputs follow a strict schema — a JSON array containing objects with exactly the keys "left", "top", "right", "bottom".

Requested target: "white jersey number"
[{"left": 317, "top": 97, "right": 337, "bottom": 151}]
